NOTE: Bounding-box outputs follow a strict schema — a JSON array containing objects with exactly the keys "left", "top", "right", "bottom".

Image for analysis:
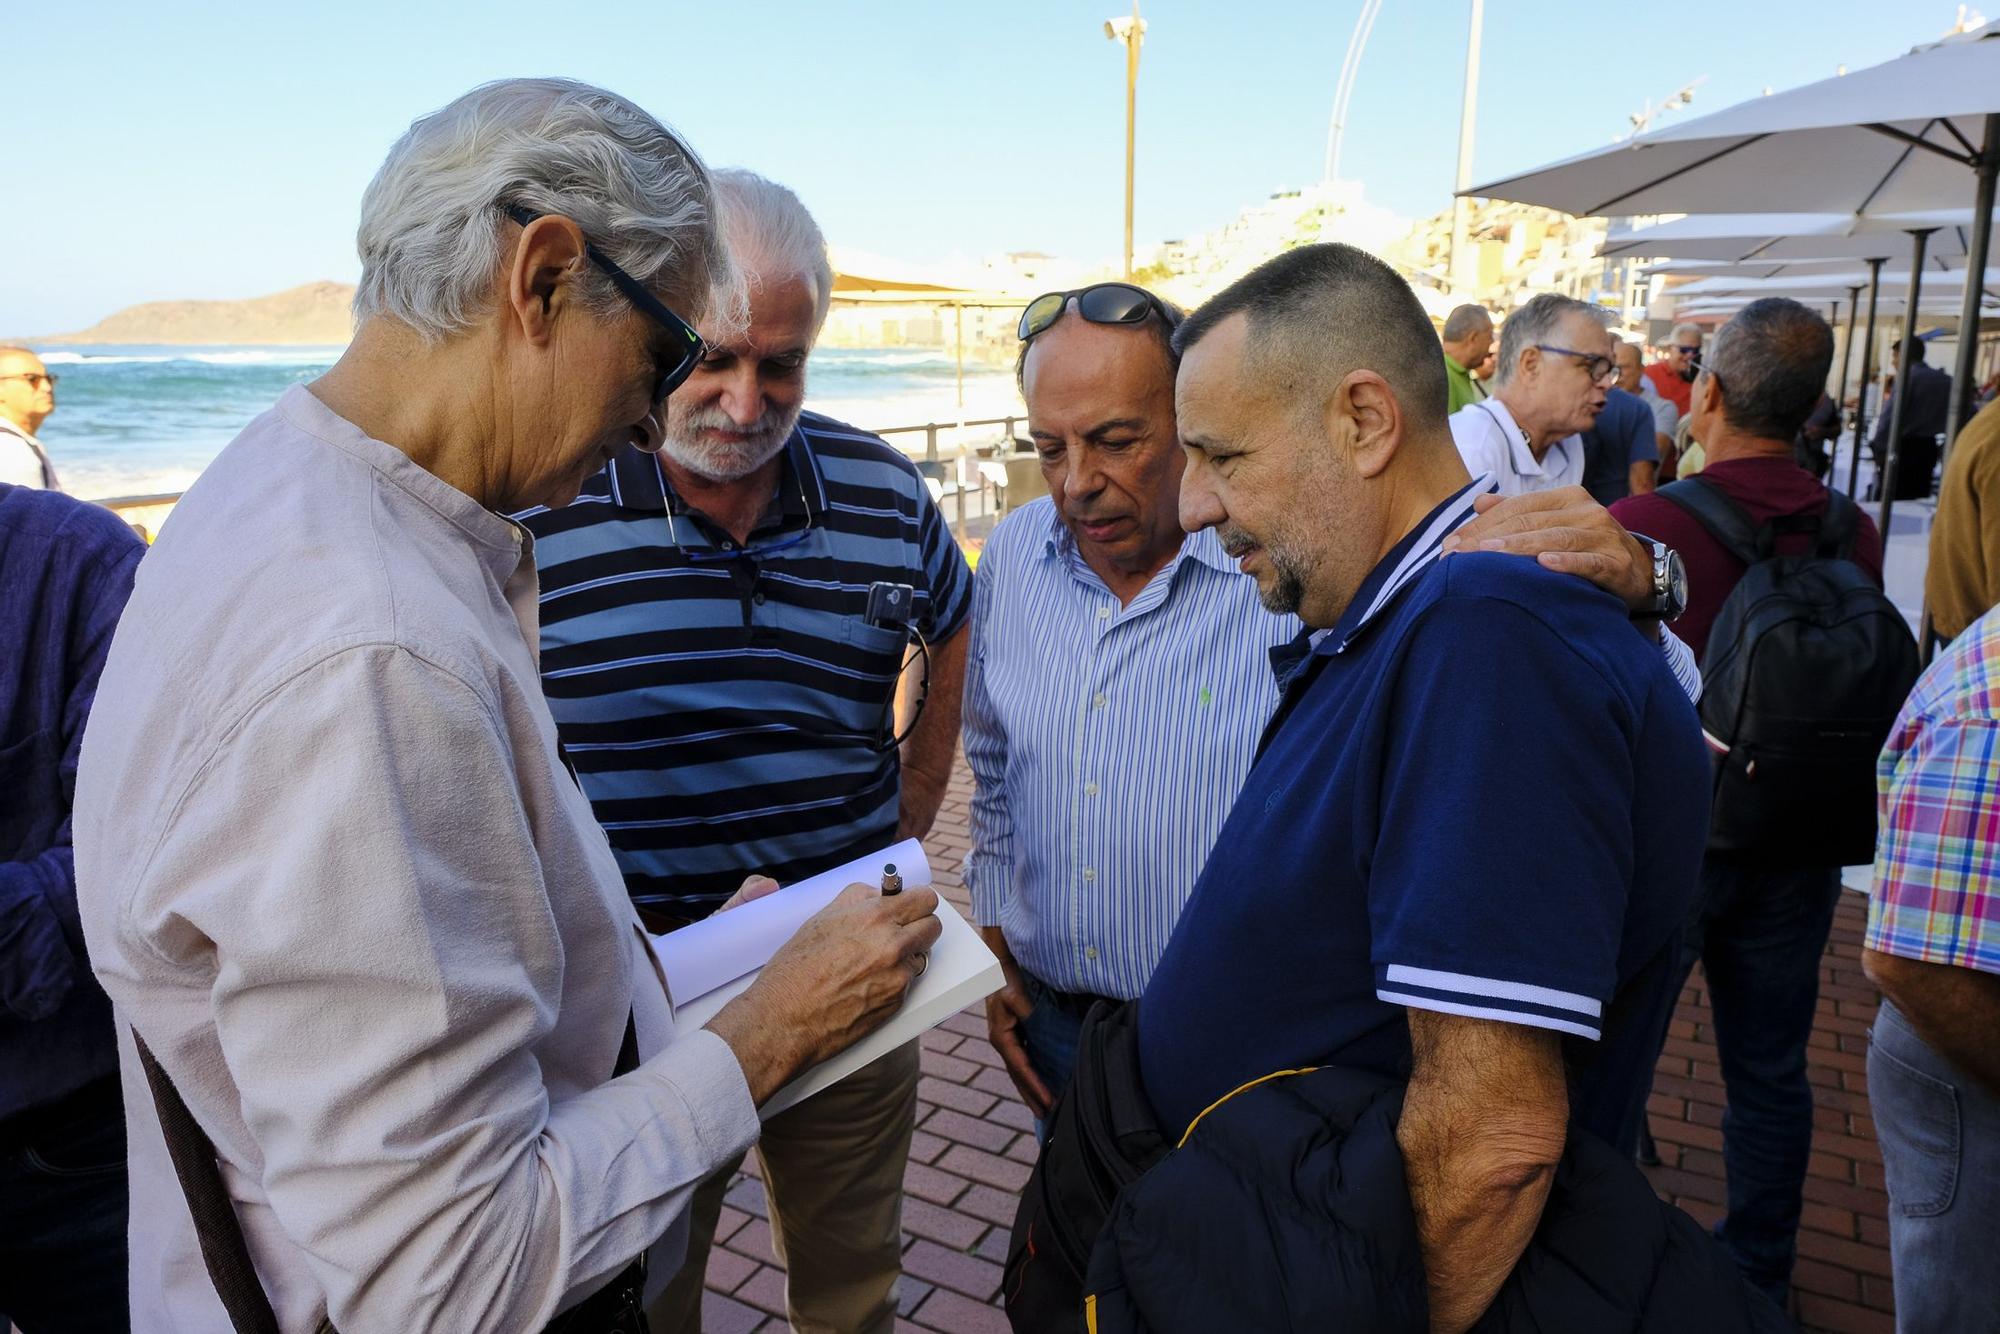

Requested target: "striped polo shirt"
[{"left": 518, "top": 411, "right": 972, "bottom": 912}]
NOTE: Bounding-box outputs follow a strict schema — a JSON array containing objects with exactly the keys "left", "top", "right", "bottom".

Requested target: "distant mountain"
[{"left": 39, "top": 281, "right": 356, "bottom": 345}]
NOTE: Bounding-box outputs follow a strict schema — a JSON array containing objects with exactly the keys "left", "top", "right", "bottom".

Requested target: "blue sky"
[{"left": 8, "top": 0, "right": 1962, "bottom": 333}]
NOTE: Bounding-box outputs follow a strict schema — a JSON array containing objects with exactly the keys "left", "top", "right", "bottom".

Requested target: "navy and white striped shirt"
[
  {"left": 964, "top": 483, "right": 1701, "bottom": 1002},
  {"left": 520, "top": 412, "right": 972, "bottom": 911},
  {"left": 962, "top": 499, "right": 1302, "bottom": 999}
]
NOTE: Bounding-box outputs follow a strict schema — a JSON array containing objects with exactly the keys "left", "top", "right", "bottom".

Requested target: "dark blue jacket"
[
  {"left": 1, "top": 484, "right": 143, "bottom": 1119},
  {"left": 1085, "top": 1064, "right": 1787, "bottom": 1333}
]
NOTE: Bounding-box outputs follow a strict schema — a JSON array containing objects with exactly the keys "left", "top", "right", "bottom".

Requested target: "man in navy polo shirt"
[{"left": 1140, "top": 245, "right": 1709, "bottom": 1333}]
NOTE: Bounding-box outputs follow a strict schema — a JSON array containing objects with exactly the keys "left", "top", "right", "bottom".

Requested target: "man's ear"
[
  {"left": 505, "top": 215, "right": 590, "bottom": 349},
  {"left": 1330, "top": 370, "right": 1403, "bottom": 480}
]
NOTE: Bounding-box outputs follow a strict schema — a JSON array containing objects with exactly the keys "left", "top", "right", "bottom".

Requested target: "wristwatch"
[{"left": 1630, "top": 534, "right": 1688, "bottom": 622}]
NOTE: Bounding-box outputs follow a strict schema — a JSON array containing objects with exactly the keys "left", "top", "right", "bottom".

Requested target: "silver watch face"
[{"left": 1662, "top": 546, "right": 1688, "bottom": 619}]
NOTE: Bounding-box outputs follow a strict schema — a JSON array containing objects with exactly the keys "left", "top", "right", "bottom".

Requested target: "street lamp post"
[
  {"left": 1447, "top": 0, "right": 1484, "bottom": 295},
  {"left": 1106, "top": 3, "right": 1147, "bottom": 280}
]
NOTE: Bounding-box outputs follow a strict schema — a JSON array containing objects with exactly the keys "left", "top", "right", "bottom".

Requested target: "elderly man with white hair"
[
  {"left": 520, "top": 168, "right": 972, "bottom": 1334},
  {"left": 72, "top": 79, "right": 940, "bottom": 1333}
]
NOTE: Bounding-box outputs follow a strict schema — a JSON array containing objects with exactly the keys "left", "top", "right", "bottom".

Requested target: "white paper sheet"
[
  {"left": 650, "top": 839, "right": 933, "bottom": 1008},
  {"left": 669, "top": 892, "right": 1002, "bottom": 1119}
]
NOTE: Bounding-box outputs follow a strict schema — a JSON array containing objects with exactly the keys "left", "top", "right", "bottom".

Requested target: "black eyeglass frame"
[
  {"left": 500, "top": 203, "right": 707, "bottom": 405},
  {"left": 0, "top": 373, "right": 58, "bottom": 388},
  {"left": 1017, "top": 281, "right": 1177, "bottom": 342},
  {"left": 1533, "top": 343, "right": 1620, "bottom": 385}
]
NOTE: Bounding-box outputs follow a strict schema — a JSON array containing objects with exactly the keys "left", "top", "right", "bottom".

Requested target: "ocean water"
[{"left": 33, "top": 344, "right": 1026, "bottom": 500}]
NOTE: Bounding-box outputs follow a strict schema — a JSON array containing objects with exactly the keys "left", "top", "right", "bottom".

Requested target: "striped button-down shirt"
[
  {"left": 965, "top": 484, "right": 1701, "bottom": 1002},
  {"left": 963, "top": 498, "right": 1301, "bottom": 999},
  {"left": 1866, "top": 602, "right": 2000, "bottom": 975},
  {"left": 520, "top": 412, "right": 972, "bottom": 911}
]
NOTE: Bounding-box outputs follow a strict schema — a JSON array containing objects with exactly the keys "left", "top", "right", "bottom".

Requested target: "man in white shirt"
[
  {"left": 1449, "top": 293, "right": 1615, "bottom": 495},
  {"left": 0, "top": 347, "right": 60, "bottom": 490}
]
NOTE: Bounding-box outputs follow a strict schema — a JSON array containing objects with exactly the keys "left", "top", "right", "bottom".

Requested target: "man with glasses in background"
[
  {"left": 1646, "top": 321, "right": 1705, "bottom": 421},
  {"left": 519, "top": 169, "right": 971, "bottom": 1334},
  {"left": 1449, "top": 293, "right": 1614, "bottom": 496},
  {"left": 0, "top": 347, "right": 61, "bottom": 490}
]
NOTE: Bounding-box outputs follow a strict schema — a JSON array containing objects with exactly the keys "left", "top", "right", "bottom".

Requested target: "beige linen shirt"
[{"left": 74, "top": 385, "right": 760, "bottom": 1332}]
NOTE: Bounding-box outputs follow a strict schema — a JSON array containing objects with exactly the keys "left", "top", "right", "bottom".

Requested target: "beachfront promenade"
[{"left": 691, "top": 750, "right": 1901, "bottom": 1334}]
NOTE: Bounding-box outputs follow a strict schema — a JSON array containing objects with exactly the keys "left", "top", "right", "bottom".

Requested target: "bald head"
[
  {"left": 1441, "top": 304, "right": 1494, "bottom": 369},
  {"left": 0, "top": 346, "right": 55, "bottom": 435}
]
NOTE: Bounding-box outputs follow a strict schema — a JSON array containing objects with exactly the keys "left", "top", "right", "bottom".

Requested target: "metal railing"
[
  {"left": 872, "top": 415, "right": 1023, "bottom": 461},
  {"left": 93, "top": 417, "right": 1035, "bottom": 535}
]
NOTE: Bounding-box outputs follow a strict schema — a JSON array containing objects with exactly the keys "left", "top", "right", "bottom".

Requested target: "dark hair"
[
  {"left": 1014, "top": 291, "right": 1183, "bottom": 394},
  {"left": 1441, "top": 303, "right": 1492, "bottom": 343},
  {"left": 1893, "top": 337, "right": 1927, "bottom": 363},
  {"left": 1172, "top": 243, "right": 1450, "bottom": 435},
  {"left": 1707, "top": 298, "right": 1836, "bottom": 441}
]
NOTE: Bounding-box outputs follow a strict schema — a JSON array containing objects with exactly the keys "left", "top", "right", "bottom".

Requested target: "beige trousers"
[{"left": 648, "top": 1040, "right": 919, "bottom": 1334}]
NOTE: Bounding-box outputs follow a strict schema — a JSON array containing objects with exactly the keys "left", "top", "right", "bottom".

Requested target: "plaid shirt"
[{"left": 1866, "top": 603, "right": 2000, "bottom": 974}]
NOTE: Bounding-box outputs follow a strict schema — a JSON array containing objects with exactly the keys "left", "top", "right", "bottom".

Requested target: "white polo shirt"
[
  {"left": 0, "top": 416, "right": 58, "bottom": 490},
  {"left": 1449, "top": 397, "right": 1583, "bottom": 496}
]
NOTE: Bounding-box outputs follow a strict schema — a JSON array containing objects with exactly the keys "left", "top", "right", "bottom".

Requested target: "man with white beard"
[{"left": 518, "top": 170, "right": 972, "bottom": 1334}]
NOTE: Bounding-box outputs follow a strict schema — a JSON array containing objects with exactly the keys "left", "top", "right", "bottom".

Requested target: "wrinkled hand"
[
  {"left": 705, "top": 883, "right": 942, "bottom": 1105},
  {"left": 717, "top": 874, "right": 780, "bottom": 913},
  {"left": 1442, "top": 487, "right": 1652, "bottom": 613},
  {"left": 981, "top": 925, "right": 1055, "bottom": 1119}
]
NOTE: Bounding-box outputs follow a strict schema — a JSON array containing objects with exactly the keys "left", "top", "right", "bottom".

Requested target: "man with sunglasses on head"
[
  {"left": 519, "top": 169, "right": 971, "bottom": 1334},
  {"left": 968, "top": 280, "right": 1699, "bottom": 1133},
  {"left": 0, "top": 347, "right": 61, "bottom": 490},
  {"left": 1646, "top": 322, "right": 1705, "bottom": 420},
  {"left": 1449, "top": 293, "right": 1613, "bottom": 496}
]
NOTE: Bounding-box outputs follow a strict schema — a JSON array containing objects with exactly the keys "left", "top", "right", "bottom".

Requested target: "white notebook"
[{"left": 654, "top": 841, "right": 1003, "bottom": 1118}]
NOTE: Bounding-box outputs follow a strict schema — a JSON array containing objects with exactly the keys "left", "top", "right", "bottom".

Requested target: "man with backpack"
[{"left": 1610, "top": 298, "right": 1917, "bottom": 1310}]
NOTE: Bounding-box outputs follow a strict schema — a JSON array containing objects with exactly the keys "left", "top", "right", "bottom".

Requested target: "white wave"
[{"left": 39, "top": 347, "right": 342, "bottom": 367}]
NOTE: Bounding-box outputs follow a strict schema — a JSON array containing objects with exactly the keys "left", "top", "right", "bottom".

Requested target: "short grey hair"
[
  {"left": 1670, "top": 322, "right": 1703, "bottom": 346},
  {"left": 1441, "top": 304, "right": 1492, "bottom": 343},
  {"left": 1495, "top": 293, "right": 1605, "bottom": 387},
  {"left": 714, "top": 169, "right": 835, "bottom": 333},
  {"left": 1705, "top": 298, "right": 1833, "bottom": 440},
  {"left": 353, "top": 78, "right": 738, "bottom": 342}
]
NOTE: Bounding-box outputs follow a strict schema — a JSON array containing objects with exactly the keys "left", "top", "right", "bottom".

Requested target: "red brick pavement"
[{"left": 700, "top": 760, "right": 1898, "bottom": 1334}]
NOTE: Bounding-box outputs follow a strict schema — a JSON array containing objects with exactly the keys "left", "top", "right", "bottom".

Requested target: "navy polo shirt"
[{"left": 1137, "top": 479, "right": 1709, "bottom": 1146}]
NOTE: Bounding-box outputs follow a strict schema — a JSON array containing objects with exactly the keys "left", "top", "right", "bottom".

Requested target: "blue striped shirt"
[
  {"left": 964, "top": 484, "right": 1701, "bottom": 1002},
  {"left": 962, "top": 498, "right": 1301, "bottom": 999},
  {"left": 519, "top": 412, "right": 972, "bottom": 911}
]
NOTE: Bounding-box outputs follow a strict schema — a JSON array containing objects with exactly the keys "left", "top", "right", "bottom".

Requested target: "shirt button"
[
  {"left": 752, "top": 592, "right": 766, "bottom": 605},
  {"left": 1092, "top": 692, "right": 1108, "bottom": 710},
  {"left": 1085, "top": 946, "right": 1100, "bottom": 961},
  {"left": 1098, "top": 606, "right": 1112, "bottom": 620},
  {"left": 1084, "top": 781, "right": 1099, "bottom": 797},
  {"left": 1081, "top": 867, "right": 1096, "bottom": 882}
]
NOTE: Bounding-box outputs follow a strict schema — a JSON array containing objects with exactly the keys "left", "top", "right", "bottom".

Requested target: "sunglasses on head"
[
  {"left": 1018, "top": 282, "right": 1176, "bottom": 342},
  {"left": 501, "top": 203, "right": 706, "bottom": 404}
]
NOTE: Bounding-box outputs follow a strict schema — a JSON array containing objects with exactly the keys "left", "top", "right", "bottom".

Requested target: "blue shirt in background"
[
  {"left": 1, "top": 484, "right": 143, "bottom": 1118},
  {"left": 1581, "top": 387, "right": 1662, "bottom": 506},
  {"left": 1137, "top": 479, "right": 1710, "bottom": 1147}
]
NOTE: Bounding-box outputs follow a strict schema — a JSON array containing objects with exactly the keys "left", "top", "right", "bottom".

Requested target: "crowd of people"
[{"left": 3, "top": 76, "right": 1997, "bottom": 1334}]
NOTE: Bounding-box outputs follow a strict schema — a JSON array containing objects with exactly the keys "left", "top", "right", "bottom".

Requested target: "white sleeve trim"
[
  {"left": 1383, "top": 963, "right": 1602, "bottom": 1019},
  {"left": 1379, "top": 990, "right": 1602, "bottom": 1041}
]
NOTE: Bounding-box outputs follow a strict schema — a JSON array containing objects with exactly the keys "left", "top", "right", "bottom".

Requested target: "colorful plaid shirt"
[{"left": 1865, "top": 603, "right": 2000, "bottom": 975}]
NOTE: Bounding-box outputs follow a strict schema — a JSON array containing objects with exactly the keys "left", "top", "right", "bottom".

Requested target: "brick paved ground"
[{"left": 698, "top": 756, "right": 1897, "bottom": 1334}]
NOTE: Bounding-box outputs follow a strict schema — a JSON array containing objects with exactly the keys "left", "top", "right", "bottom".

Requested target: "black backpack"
[{"left": 1660, "top": 477, "right": 1919, "bottom": 867}]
